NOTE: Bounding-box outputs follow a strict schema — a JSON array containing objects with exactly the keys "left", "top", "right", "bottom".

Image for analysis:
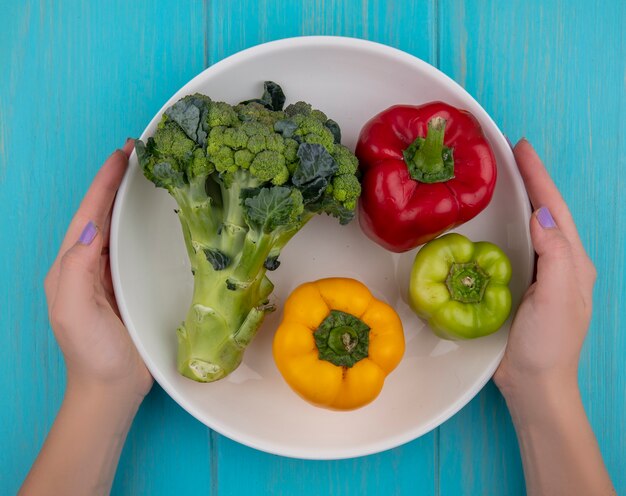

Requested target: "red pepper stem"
[
  {"left": 418, "top": 117, "right": 446, "bottom": 165},
  {"left": 403, "top": 117, "right": 455, "bottom": 184}
]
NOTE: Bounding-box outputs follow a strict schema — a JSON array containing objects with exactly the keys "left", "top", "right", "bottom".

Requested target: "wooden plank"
[
  {"left": 0, "top": 1, "right": 212, "bottom": 494},
  {"left": 207, "top": 1, "right": 438, "bottom": 494},
  {"left": 3, "top": 1, "right": 622, "bottom": 494},
  {"left": 208, "top": 0, "right": 437, "bottom": 65},
  {"left": 438, "top": 0, "right": 626, "bottom": 494},
  {"left": 214, "top": 434, "right": 436, "bottom": 496}
]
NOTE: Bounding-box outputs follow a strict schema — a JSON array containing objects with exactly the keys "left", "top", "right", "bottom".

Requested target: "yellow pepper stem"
[
  {"left": 328, "top": 326, "right": 359, "bottom": 354},
  {"left": 314, "top": 310, "right": 370, "bottom": 368}
]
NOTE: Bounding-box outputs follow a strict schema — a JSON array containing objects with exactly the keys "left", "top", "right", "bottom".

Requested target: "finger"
[
  {"left": 101, "top": 209, "right": 113, "bottom": 250},
  {"left": 96, "top": 139, "right": 134, "bottom": 310},
  {"left": 101, "top": 253, "right": 114, "bottom": 296},
  {"left": 57, "top": 148, "right": 129, "bottom": 259},
  {"left": 99, "top": 210, "right": 115, "bottom": 301},
  {"left": 100, "top": 255, "right": 120, "bottom": 315},
  {"left": 47, "top": 144, "right": 130, "bottom": 299},
  {"left": 530, "top": 207, "right": 595, "bottom": 300},
  {"left": 100, "top": 241, "right": 114, "bottom": 300},
  {"left": 529, "top": 208, "right": 575, "bottom": 288},
  {"left": 514, "top": 139, "right": 596, "bottom": 291},
  {"left": 92, "top": 137, "right": 133, "bottom": 250},
  {"left": 513, "top": 139, "right": 585, "bottom": 256},
  {"left": 121, "top": 138, "right": 134, "bottom": 157},
  {"left": 52, "top": 221, "right": 103, "bottom": 320}
]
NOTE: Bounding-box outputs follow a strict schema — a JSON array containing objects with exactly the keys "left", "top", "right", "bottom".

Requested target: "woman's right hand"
[
  {"left": 494, "top": 138, "right": 597, "bottom": 399},
  {"left": 493, "top": 139, "right": 613, "bottom": 496}
]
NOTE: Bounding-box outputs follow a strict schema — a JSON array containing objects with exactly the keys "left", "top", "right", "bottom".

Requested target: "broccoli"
[{"left": 136, "top": 82, "right": 361, "bottom": 382}]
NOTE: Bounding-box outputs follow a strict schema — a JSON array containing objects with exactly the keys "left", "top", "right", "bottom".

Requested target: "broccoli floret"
[
  {"left": 206, "top": 127, "right": 226, "bottom": 156},
  {"left": 241, "top": 120, "right": 273, "bottom": 137},
  {"left": 284, "top": 138, "right": 298, "bottom": 162},
  {"left": 331, "top": 174, "right": 362, "bottom": 210},
  {"left": 135, "top": 82, "right": 362, "bottom": 383},
  {"left": 222, "top": 127, "right": 248, "bottom": 149},
  {"left": 302, "top": 131, "right": 335, "bottom": 150},
  {"left": 284, "top": 138, "right": 299, "bottom": 173},
  {"left": 153, "top": 117, "right": 196, "bottom": 161},
  {"left": 189, "top": 148, "right": 214, "bottom": 179},
  {"left": 247, "top": 134, "right": 267, "bottom": 154},
  {"left": 310, "top": 109, "right": 328, "bottom": 122},
  {"left": 212, "top": 146, "right": 236, "bottom": 174},
  {"left": 236, "top": 102, "right": 285, "bottom": 126},
  {"left": 249, "top": 151, "right": 289, "bottom": 185},
  {"left": 284, "top": 102, "right": 327, "bottom": 122},
  {"left": 333, "top": 144, "right": 359, "bottom": 175},
  {"left": 265, "top": 133, "right": 285, "bottom": 152},
  {"left": 284, "top": 101, "right": 312, "bottom": 117},
  {"left": 208, "top": 101, "right": 239, "bottom": 127},
  {"left": 234, "top": 149, "right": 254, "bottom": 169},
  {"left": 290, "top": 114, "right": 336, "bottom": 150}
]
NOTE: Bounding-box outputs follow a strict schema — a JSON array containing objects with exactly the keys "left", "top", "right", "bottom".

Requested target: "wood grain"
[
  {"left": 0, "top": 1, "right": 212, "bottom": 494},
  {"left": 438, "top": 0, "right": 626, "bottom": 493},
  {"left": 1, "top": 0, "right": 624, "bottom": 494},
  {"left": 208, "top": 0, "right": 438, "bottom": 65}
]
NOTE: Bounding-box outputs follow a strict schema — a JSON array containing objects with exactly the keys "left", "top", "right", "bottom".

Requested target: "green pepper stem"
[
  {"left": 403, "top": 117, "right": 455, "bottom": 183},
  {"left": 446, "top": 262, "right": 491, "bottom": 304}
]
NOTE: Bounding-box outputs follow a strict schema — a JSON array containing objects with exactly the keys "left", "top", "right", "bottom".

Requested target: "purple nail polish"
[
  {"left": 536, "top": 207, "right": 557, "bottom": 229},
  {"left": 79, "top": 221, "right": 98, "bottom": 245}
]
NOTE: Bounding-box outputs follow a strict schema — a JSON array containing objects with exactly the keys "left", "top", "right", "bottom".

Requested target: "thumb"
[
  {"left": 55, "top": 221, "right": 102, "bottom": 309},
  {"left": 530, "top": 206, "right": 576, "bottom": 287}
]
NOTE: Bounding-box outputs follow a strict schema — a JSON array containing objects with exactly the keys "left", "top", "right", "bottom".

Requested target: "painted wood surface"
[
  {"left": 1, "top": 0, "right": 623, "bottom": 494},
  {"left": 437, "top": 2, "right": 626, "bottom": 493}
]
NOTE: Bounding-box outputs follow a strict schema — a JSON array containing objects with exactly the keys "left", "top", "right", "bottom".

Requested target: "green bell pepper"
[{"left": 409, "top": 233, "right": 512, "bottom": 340}]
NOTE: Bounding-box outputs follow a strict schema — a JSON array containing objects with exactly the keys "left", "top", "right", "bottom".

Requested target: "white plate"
[{"left": 111, "top": 36, "right": 534, "bottom": 460}]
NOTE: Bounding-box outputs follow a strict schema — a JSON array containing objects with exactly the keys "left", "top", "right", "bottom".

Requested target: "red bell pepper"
[{"left": 355, "top": 102, "right": 497, "bottom": 252}]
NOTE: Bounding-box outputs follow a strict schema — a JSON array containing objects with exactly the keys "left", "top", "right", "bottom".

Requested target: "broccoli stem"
[
  {"left": 230, "top": 232, "right": 274, "bottom": 286},
  {"left": 177, "top": 274, "right": 269, "bottom": 381},
  {"left": 218, "top": 170, "right": 260, "bottom": 258},
  {"left": 172, "top": 183, "right": 220, "bottom": 252},
  {"left": 175, "top": 210, "right": 275, "bottom": 382},
  {"left": 230, "top": 212, "right": 314, "bottom": 286},
  {"left": 173, "top": 186, "right": 321, "bottom": 381}
]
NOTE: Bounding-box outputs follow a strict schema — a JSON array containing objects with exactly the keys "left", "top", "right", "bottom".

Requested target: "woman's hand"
[
  {"left": 494, "top": 139, "right": 597, "bottom": 397},
  {"left": 493, "top": 139, "right": 613, "bottom": 496},
  {"left": 21, "top": 141, "right": 153, "bottom": 496},
  {"left": 43, "top": 140, "right": 152, "bottom": 398}
]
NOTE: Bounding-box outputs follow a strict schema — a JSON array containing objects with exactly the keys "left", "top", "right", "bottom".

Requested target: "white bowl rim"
[{"left": 111, "top": 35, "right": 534, "bottom": 460}]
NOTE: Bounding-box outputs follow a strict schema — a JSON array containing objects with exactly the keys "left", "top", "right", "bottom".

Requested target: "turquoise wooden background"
[{"left": 1, "top": 1, "right": 624, "bottom": 494}]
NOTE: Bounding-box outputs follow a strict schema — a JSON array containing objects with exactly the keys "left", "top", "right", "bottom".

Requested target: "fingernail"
[
  {"left": 108, "top": 149, "right": 122, "bottom": 160},
  {"left": 536, "top": 206, "right": 557, "bottom": 229},
  {"left": 79, "top": 221, "right": 98, "bottom": 245},
  {"left": 126, "top": 137, "right": 134, "bottom": 144},
  {"left": 504, "top": 135, "right": 513, "bottom": 150}
]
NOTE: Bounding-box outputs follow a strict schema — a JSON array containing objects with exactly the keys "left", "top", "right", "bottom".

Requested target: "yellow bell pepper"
[{"left": 272, "top": 277, "right": 405, "bottom": 410}]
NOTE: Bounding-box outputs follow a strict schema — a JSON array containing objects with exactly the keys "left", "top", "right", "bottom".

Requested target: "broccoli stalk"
[{"left": 136, "top": 82, "right": 361, "bottom": 382}]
